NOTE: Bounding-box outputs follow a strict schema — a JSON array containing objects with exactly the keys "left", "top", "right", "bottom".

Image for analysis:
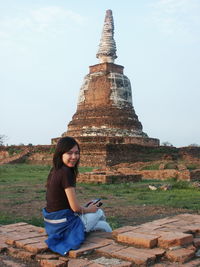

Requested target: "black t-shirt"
[{"left": 46, "top": 165, "right": 76, "bottom": 212}]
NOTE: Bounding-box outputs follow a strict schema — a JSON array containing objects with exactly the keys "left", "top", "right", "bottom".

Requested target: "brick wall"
[{"left": 0, "top": 144, "right": 200, "bottom": 168}]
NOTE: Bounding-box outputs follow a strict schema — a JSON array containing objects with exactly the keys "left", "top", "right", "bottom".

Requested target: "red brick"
[
  {"left": 7, "top": 247, "right": 17, "bottom": 254},
  {"left": 24, "top": 240, "right": 48, "bottom": 253},
  {"left": 112, "top": 226, "right": 139, "bottom": 237},
  {"left": 89, "top": 257, "right": 132, "bottom": 267},
  {"left": 166, "top": 248, "right": 195, "bottom": 263},
  {"left": 86, "top": 231, "right": 112, "bottom": 239},
  {"left": 36, "top": 253, "right": 59, "bottom": 260},
  {"left": 59, "top": 257, "right": 69, "bottom": 262},
  {"left": 164, "top": 220, "right": 192, "bottom": 228},
  {"left": 95, "top": 243, "right": 126, "bottom": 257},
  {"left": 133, "top": 225, "right": 164, "bottom": 233},
  {"left": 163, "top": 223, "right": 200, "bottom": 235},
  {"left": 117, "top": 231, "right": 159, "bottom": 248},
  {"left": 144, "top": 247, "right": 166, "bottom": 257},
  {"left": 88, "top": 262, "right": 123, "bottom": 267},
  {"left": 16, "top": 224, "right": 43, "bottom": 232},
  {"left": 34, "top": 226, "right": 45, "bottom": 233},
  {"left": 148, "top": 217, "right": 179, "bottom": 226},
  {"left": 154, "top": 219, "right": 197, "bottom": 233},
  {"left": 188, "top": 224, "right": 200, "bottom": 235},
  {"left": 68, "top": 258, "right": 91, "bottom": 267},
  {"left": 153, "top": 264, "right": 180, "bottom": 267},
  {"left": 0, "top": 222, "right": 27, "bottom": 231},
  {"left": 110, "top": 262, "right": 132, "bottom": 267},
  {"left": 111, "top": 247, "right": 156, "bottom": 265},
  {"left": 68, "top": 242, "right": 107, "bottom": 258},
  {"left": 7, "top": 247, "right": 35, "bottom": 260},
  {"left": 158, "top": 232, "right": 193, "bottom": 248},
  {"left": 156, "top": 226, "right": 191, "bottom": 233},
  {"left": 1, "top": 223, "right": 43, "bottom": 235},
  {"left": 6, "top": 232, "right": 47, "bottom": 245},
  {"left": 176, "top": 214, "right": 200, "bottom": 223},
  {"left": 181, "top": 258, "right": 200, "bottom": 266},
  {"left": 85, "top": 236, "right": 114, "bottom": 246},
  {"left": 193, "top": 237, "right": 200, "bottom": 248},
  {"left": 87, "top": 263, "right": 104, "bottom": 267},
  {"left": 40, "top": 259, "right": 67, "bottom": 267},
  {"left": 1, "top": 259, "right": 24, "bottom": 267},
  {"left": 186, "top": 244, "right": 196, "bottom": 252},
  {"left": 0, "top": 234, "right": 9, "bottom": 251},
  {"left": 0, "top": 240, "right": 8, "bottom": 252},
  {"left": 15, "top": 236, "right": 47, "bottom": 249}
]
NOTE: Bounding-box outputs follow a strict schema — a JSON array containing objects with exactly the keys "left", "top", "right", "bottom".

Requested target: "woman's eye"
[{"left": 67, "top": 152, "right": 80, "bottom": 155}]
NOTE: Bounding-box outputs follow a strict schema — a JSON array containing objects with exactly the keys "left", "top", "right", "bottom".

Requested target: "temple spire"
[{"left": 96, "top": 9, "right": 117, "bottom": 63}]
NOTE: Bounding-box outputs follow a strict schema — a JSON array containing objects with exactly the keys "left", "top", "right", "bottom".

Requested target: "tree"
[
  {"left": 0, "top": 135, "right": 7, "bottom": 146},
  {"left": 188, "top": 143, "right": 199, "bottom": 147},
  {"left": 161, "top": 141, "right": 173, "bottom": 147}
]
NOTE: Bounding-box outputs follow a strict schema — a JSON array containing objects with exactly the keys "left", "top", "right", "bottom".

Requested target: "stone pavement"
[{"left": 1, "top": 214, "right": 200, "bottom": 266}]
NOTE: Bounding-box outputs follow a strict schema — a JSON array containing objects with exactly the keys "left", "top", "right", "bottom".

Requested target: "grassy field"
[{"left": 0, "top": 164, "right": 200, "bottom": 229}]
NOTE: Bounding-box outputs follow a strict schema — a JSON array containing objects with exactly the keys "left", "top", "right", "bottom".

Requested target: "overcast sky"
[{"left": 1, "top": 0, "right": 200, "bottom": 147}]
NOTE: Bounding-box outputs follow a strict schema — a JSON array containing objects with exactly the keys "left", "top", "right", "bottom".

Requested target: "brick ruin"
[
  {"left": 2, "top": 214, "right": 200, "bottom": 266},
  {"left": 1, "top": 144, "right": 200, "bottom": 182},
  {"left": 51, "top": 9, "right": 159, "bottom": 167}
]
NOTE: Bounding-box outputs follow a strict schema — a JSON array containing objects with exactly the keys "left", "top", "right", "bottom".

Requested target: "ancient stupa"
[{"left": 52, "top": 10, "right": 159, "bottom": 166}]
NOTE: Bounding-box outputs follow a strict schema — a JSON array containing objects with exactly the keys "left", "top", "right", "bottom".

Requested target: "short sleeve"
[{"left": 60, "top": 166, "right": 76, "bottom": 189}]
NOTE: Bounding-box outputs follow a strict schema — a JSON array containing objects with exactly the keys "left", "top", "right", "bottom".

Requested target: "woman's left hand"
[{"left": 84, "top": 202, "right": 99, "bottom": 213}]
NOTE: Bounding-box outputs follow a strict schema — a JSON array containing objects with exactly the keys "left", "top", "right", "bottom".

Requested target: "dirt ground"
[
  {"left": 106, "top": 204, "right": 198, "bottom": 226},
  {"left": 1, "top": 197, "right": 197, "bottom": 227}
]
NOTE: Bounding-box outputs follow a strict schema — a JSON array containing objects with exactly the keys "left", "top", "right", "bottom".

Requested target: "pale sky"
[{"left": 1, "top": 0, "right": 200, "bottom": 147}]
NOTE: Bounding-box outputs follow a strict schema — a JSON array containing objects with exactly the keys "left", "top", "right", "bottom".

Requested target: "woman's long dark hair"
[{"left": 46, "top": 136, "right": 80, "bottom": 186}]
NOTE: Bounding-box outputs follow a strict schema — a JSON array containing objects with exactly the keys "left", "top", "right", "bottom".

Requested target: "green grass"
[
  {"left": 141, "top": 163, "right": 160, "bottom": 170},
  {"left": 0, "top": 213, "right": 44, "bottom": 226},
  {"left": 1, "top": 164, "right": 200, "bottom": 228},
  {"left": 186, "top": 163, "right": 199, "bottom": 170},
  {"left": 164, "top": 162, "right": 178, "bottom": 169},
  {"left": 7, "top": 147, "right": 22, "bottom": 156}
]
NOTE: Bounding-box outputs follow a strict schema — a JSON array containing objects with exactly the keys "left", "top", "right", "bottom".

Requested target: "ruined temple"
[{"left": 52, "top": 10, "right": 159, "bottom": 166}]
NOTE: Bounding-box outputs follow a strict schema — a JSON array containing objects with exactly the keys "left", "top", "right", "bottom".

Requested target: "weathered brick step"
[
  {"left": 1, "top": 223, "right": 49, "bottom": 254},
  {"left": 96, "top": 243, "right": 165, "bottom": 266},
  {"left": 166, "top": 247, "right": 196, "bottom": 264},
  {"left": 1, "top": 214, "right": 200, "bottom": 266},
  {"left": 158, "top": 232, "right": 193, "bottom": 249},
  {"left": 117, "top": 231, "right": 160, "bottom": 248}
]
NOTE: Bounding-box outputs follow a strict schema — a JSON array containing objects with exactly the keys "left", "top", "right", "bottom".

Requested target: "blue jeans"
[{"left": 79, "top": 209, "right": 112, "bottom": 232}]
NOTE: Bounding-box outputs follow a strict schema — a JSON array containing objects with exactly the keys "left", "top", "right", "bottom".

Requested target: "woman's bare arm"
[{"left": 65, "top": 187, "right": 98, "bottom": 214}]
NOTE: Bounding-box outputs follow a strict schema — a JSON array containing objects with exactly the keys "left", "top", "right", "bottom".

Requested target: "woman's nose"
[{"left": 71, "top": 152, "right": 79, "bottom": 159}]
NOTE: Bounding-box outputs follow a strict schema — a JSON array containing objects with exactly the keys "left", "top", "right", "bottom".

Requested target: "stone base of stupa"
[{"left": 51, "top": 135, "right": 159, "bottom": 167}]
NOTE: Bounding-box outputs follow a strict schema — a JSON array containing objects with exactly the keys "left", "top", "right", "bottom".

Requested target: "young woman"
[{"left": 42, "top": 136, "right": 111, "bottom": 256}]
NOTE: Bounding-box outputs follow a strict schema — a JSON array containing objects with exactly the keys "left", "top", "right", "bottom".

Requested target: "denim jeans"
[{"left": 79, "top": 209, "right": 112, "bottom": 232}]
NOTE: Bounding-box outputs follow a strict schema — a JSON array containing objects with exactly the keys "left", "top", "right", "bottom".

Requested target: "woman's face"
[{"left": 62, "top": 145, "right": 80, "bottom": 168}]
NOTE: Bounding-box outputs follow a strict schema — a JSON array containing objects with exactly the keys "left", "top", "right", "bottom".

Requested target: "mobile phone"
[
  {"left": 84, "top": 198, "right": 102, "bottom": 207},
  {"left": 92, "top": 198, "right": 101, "bottom": 204},
  {"left": 84, "top": 201, "right": 92, "bottom": 207},
  {"left": 93, "top": 198, "right": 103, "bottom": 207}
]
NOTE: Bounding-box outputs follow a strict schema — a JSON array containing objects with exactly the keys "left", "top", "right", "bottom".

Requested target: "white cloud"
[
  {"left": 149, "top": 0, "right": 200, "bottom": 40},
  {"left": 31, "top": 7, "right": 84, "bottom": 25},
  {"left": 152, "top": 0, "right": 196, "bottom": 14},
  {"left": 30, "top": 6, "right": 85, "bottom": 33},
  {"left": 0, "top": 6, "right": 85, "bottom": 42}
]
